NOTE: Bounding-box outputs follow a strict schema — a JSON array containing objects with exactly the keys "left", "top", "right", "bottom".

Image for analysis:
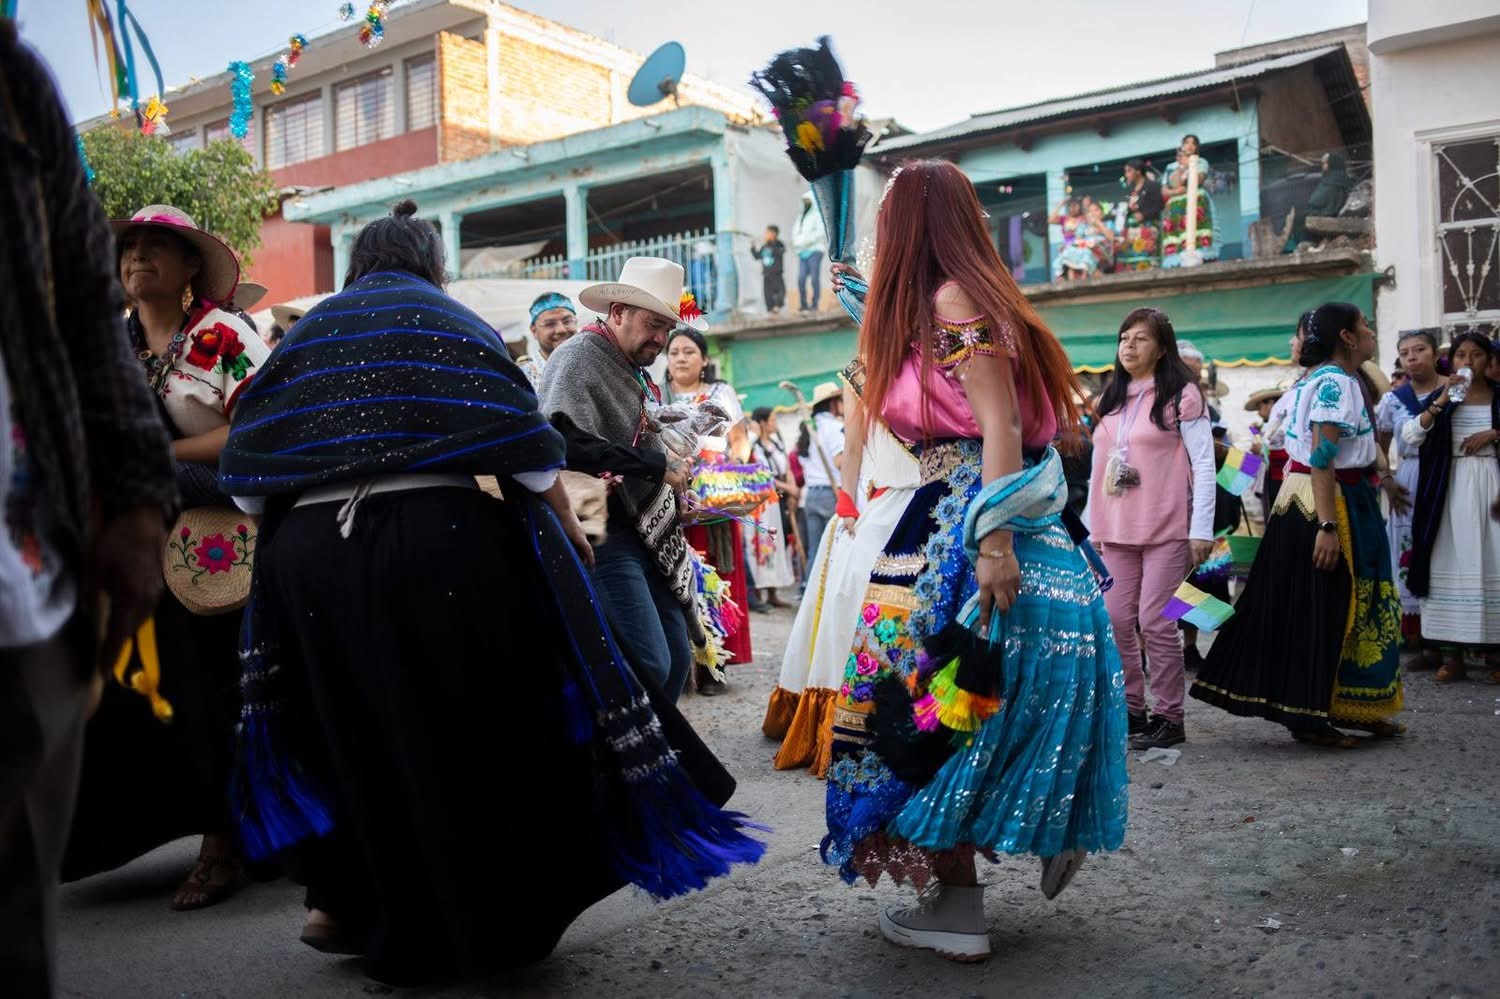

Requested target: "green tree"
[{"left": 82, "top": 125, "right": 279, "bottom": 264}]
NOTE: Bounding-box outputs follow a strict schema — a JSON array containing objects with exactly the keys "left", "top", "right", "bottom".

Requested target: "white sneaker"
[
  {"left": 877, "top": 882, "right": 992, "bottom": 962},
  {"left": 1039, "top": 849, "right": 1088, "bottom": 900}
]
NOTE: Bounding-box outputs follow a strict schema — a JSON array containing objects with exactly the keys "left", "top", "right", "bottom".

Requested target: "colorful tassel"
[{"left": 923, "top": 659, "right": 1002, "bottom": 733}]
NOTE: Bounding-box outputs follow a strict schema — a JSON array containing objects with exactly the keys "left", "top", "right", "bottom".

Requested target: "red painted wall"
[{"left": 245, "top": 127, "right": 438, "bottom": 306}]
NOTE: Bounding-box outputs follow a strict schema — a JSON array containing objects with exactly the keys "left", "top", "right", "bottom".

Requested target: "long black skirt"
[
  {"left": 1189, "top": 487, "right": 1349, "bottom": 732},
  {"left": 260, "top": 486, "right": 732, "bottom": 985},
  {"left": 62, "top": 584, "right": 242, "bottom": 880}
]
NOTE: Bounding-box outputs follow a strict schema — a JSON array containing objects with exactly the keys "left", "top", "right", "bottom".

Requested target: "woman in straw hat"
[
  {"left": 63, "top": 206, "right": 270, "bottom": 909},
  {"left": 821, "top": 161, "right": 1125, "bottom": 961}
]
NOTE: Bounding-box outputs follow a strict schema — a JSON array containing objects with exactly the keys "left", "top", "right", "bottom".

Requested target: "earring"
[{"left": 181, "top": 285, "right": 195, "bottom": 313}]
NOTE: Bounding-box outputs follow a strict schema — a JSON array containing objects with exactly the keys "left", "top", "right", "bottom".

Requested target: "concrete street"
[{"left": 59, "top": 609, "right": 1500, "bottom": 997}]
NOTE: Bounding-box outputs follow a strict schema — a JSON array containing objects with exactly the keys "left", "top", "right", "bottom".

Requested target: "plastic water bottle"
[{"left": 1449, "top": 366, "right": 1472, "bottom": 403}]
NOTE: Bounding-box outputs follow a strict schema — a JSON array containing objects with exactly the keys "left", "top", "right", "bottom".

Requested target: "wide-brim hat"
[
  {"left": 111, "top": 204, "right": 240, "bottom": 305},
  {"left": 1359, "top": 360, "right": 1391, "bottom": 397},
  {"left": 811, "top": 381, "right": 842, "bottom": 407},
  {"left": 1243, "top": 385, "right": 1285, "bottom": 411},
  {"left": 270, "top": 303, "right": 307, "bottom": 330},
  {"left": 578, "top": 256, "right": 709, "bottom": 332},
  {"left": 230, "top": 281, "right": 266, "bottom": 311}
]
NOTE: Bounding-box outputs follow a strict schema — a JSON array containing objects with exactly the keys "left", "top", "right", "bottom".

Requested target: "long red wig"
[{"left": 858, "top": 160, "right": 1081, "bottom": 442}]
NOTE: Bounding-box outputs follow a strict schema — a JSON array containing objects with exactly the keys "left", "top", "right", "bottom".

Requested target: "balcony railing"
[{"left": 518, "top": 227, "right": 724, "bottom": 314}]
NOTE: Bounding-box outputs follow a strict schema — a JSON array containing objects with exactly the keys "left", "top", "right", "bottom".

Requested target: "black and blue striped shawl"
[{"left": 222, "top": 270, "right": 563, "bottom": 493}]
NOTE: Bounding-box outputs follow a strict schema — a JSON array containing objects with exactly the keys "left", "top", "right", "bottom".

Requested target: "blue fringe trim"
[
  {"left": 233, "top": 711, "right": 334, "bottom": 860},
  {"left": 610, "top": 772, "right": 769, "bottom": 899}
]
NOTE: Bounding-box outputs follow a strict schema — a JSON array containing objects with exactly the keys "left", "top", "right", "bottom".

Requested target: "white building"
[{"left": 1369, "top": 0, "right": 1500, "bottom": 356}]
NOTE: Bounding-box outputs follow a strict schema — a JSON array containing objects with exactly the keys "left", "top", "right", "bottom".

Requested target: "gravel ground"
[{"left": 58, "top": 608, "right": 1500, "bottom": 997}]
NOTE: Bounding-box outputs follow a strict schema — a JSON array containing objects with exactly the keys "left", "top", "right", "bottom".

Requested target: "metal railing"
[{"left": 518, "top": 227, "right": 724, "bottom": 313}]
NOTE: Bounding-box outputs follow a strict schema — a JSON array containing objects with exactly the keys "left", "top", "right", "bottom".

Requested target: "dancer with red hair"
[{"left": 822, "top": 161, "right": 1127, "bottom": 962}]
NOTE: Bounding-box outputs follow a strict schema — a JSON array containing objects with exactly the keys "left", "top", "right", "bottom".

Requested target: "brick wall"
[
  {"left": 439, "top": 31, "right": 491, "bottom": 163},
  {"left": 495, "top": 34, "right": 615, "bottom": 144}
]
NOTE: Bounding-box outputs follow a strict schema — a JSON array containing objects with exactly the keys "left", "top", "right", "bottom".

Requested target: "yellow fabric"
[{"left": 112, "top": 617, "right": 173, "bottom": 724}]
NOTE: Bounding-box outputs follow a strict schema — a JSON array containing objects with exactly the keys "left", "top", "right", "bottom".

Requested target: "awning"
[
  {"left": 725, "top": 271, "right": 1378, "bottom": 410},
  {"left": 1039, "top": 271, "right": 1378, "bottom": 372}
]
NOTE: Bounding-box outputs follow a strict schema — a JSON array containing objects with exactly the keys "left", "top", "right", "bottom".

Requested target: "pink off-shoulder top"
[{"left": 882, "top": 284, "right": 1056, "bottom": 449}]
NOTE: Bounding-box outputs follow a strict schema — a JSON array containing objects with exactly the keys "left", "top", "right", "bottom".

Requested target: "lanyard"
[{"left": 1114, "top": 388, "right": 1149, "bottom": 460}]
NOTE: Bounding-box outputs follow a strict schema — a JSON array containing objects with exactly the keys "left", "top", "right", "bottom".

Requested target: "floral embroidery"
[
  {"left": 168, "top": 521, "right": 253, "bottom": 584},
  {"left": 184, "top": 323, "right": 254, "bottom": 381},
  {"left": 861, "top": 602, "right": 880, "bottom": 626},
  {"left": 932, "top": 316, "right": 1014, "bottom": 367},
  {"left": 1314, "top": 376, "right": 1343, "bottom": 410},
  {"left": 193, "top": 534, "right": 237, "bottom": 574}
]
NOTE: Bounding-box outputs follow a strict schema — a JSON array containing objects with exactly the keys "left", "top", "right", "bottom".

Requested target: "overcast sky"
[{"left": 21, "top": 0, "right": 1367, "bottom": 132}]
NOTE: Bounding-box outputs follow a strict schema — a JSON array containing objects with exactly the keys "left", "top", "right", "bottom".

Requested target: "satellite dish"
[{"left": 628, "top": 41, "right": 686, "bottom": 108}]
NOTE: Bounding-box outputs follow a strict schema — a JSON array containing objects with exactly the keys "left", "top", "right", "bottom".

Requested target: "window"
[
  {"left": 405, "top": 55, "right": 437, "bottom": 132},
  {"left": 166, "top": 129, "right": 201, "bottom": 155},
  {"left": 1435, "top": 136, "right": 1500, "bottom": 338},
  {"left": 204, "top": 117, "right": 256, "bottom": 156},
  {"left": 334, "top": 68, "right": 394, "bottom": 151},
  {"left": 265, "top": 92, "right": 325, "bottom": 168}
]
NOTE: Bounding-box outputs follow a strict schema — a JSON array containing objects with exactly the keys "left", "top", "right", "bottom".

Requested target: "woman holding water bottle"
[{"left": 1403, "top": 333, "right": 1500, "bottom": 682}]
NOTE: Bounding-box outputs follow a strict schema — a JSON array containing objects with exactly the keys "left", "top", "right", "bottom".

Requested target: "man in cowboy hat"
[
  {"left": 538, "top": 257, "right": 703, "bottom": 701},
  {"left": 0, "top": 23, "right": 176, "bottom": 994},
  {"left": 515, "top": 291, "right": 578, "bottom": 389},
  {"left": 798, "top": 380, "right": 846, "bottom": 563}
]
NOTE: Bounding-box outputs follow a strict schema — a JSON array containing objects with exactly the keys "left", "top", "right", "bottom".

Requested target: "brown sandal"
[
  {"left": 170, "top": 840, "right": 243, "bottom": 911},
  {"left": 1435, "top": 662, "right": 1468, "bottom": 683},
  {"left": 1293, "top": 725, "right": 1361, "bottom": 749}
]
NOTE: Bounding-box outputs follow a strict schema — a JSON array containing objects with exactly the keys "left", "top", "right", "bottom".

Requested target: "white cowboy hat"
[
  {"left": 111, "top": 204, "right": 240, "bottom": 304},
  {"left": 230, "top": 281, "right": 267, "bottom": 311},
  {"left": 270, "top": 303, "right": 307, "bottom": 330},
  {"left": 578, "top": 256, "right": 709, "bottom": 332},
  {"left": 810, "top": 381, "right": 842, "bottom": 408}
]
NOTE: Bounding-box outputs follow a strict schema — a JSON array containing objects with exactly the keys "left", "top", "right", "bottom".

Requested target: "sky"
[{"left": 20, "top": 0, "right": 1367, "bottom": 132}]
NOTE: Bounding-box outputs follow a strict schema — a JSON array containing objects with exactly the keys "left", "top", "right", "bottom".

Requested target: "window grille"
[
  {"left": 334, "top": 67, "right": 395, "bottom": 152},
  {"left": 1435, "top": 136, "right": 1500, "bottom": 339},
  {"left": 265, "top": 92, "right": 325, "bottom": 169},
  {"left": 405, "top": 55, "right": 437, "bottom": 132}
]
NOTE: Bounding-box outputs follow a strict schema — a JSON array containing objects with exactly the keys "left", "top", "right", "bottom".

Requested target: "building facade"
[
  {"left": 78, "top": 0, "right": 759, "bottom": 309},
  {"left": 1368, "top": 0, "right": 1500, "bottom": 355}
]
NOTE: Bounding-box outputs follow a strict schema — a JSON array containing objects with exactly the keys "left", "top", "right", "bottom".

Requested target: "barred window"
[
  {"left": 405, "top": 55, "right": 437, "bottom": 132},
  {"left": 334, "top": 68, "right": 394, "bottom": 152},
  {"left": 265, "top": 92, "right": 325, "bottom": 169},
  {"left": 204, "top": 117, "right": 256, "bottom": 157},
  {"left": 166, "top": 129, "right": 201, "bottom": 155},
  {"left": 1435, "top": 136, "right": 1500, "bottom": 339}
]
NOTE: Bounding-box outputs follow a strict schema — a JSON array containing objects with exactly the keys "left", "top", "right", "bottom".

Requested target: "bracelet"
[{"left": 978, "top": 548, "right": 1014, "bottom": 561}]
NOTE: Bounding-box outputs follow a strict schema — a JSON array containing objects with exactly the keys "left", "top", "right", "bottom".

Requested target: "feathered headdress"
[{"left": 749, "top": 36, "right": 870, "bottom": 183}]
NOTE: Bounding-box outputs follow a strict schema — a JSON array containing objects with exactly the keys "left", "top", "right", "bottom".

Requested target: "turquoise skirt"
[{"left": 823, "top": 441, "right": 1129, "bottom": 887}]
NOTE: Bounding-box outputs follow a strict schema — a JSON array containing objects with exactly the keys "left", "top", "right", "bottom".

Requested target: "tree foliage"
[{"left": 81, "top": 125, "right": 279, "bottom": 265}]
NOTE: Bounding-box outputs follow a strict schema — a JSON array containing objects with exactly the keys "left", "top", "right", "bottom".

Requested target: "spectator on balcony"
[
  {"left": 1053, "top": 201, "right": 1117, "bottom": 280},
  {"left": 1286, "top": 152, "right": 1353, "bottom": 251},
  {"left": 1115, "top": 159, "right": 1163, "bottom": 270},
  {"left": 1161, "top": 141, "right": 1218, "bottom": 266},
  {"left": 794, "top": 191, "right": 825, "bottom": 312},
  {"left": 753, "top": 225, "right": 788, "bottom": 314},
  {"left": 516, "top": 291, "right": 578, "bottom": 389}
]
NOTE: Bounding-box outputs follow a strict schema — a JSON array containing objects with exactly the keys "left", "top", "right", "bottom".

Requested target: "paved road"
[{"left": 58, "top": 610, "right": 1500, "bottom": 997}]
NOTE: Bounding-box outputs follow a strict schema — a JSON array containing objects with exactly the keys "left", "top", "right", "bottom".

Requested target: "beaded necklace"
[{"left": 131, "top": 306, "right": 198, "bottom": 396}]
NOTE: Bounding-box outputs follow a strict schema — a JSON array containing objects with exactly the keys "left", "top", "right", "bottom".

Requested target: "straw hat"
[
  {"left": 111, "top": 204, "right": 240, "bottom": 304},
  {"left": 1243, "top": 385, "right": 1285, "bottom": 411},
  {"left": 578, "top": 256, "right": 709, "bottom": 332},
  {"left": 270, "top": 303, "right": 307, "bottom": 330},
  {"left": 810, "top": 381, "right": 842, "bottom": 407},
  {"left": 230, "top": 281, "right": 266, "bottom": 311},
  {"left": 1359, "top": 360, "right": 1391, "bottom": 398}
]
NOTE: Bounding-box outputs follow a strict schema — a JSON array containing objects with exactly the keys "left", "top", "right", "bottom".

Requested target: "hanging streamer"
[
  {"left": 77, "top": 135, "right": 96, "bottom": 186},
  {"left": 229, "top": 60, "right": 254, "bottom": 140},
  {"left": 338, "top": 2, "right": 355, "bottom": 20},
  {"left": 270, "top": 57, "right": 288, "bottom": 95}
]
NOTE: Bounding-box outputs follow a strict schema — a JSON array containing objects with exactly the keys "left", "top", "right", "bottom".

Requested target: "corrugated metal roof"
[{"left": 878, "top": 46, "right": 1343, "bottom": 153}]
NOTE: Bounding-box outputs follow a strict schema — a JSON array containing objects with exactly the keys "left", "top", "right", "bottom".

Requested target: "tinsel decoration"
[
  {"left": 139, "top": 93, "right": 170, "bottom": 136},
  {"left": 287, "top": 33, "right": 307, "bottom": 66},
  {"left": 270, "top": 58, "right": 288, "bottom": 95},
  {"left": 77, "top": 135, "right": 96, "bottom": 186},
  {"left": 228, "top": 60, "right": 254, "bottom": 140},
  {"left": 358, "top": 3, "right": 386, "bottom": 48},
  {"left": 338, "top": 1, "right": 355, "bottom": 19}
]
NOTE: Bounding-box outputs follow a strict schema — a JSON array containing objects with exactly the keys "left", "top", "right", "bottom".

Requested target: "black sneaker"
[
  {"left": 1130, "top": 717, "right": 1186, "bottom": 750},
  {"left": 1128, "top": 711, "right": 1149, "bottom": 735}
]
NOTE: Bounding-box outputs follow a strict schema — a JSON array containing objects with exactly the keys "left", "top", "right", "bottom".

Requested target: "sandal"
[
  {"left": 170, "top": 838, "right": 243, "bottom": 911},
  {"left": 1435, "top": 662, "right": 1467, "bottom": 683},
  {"left": 1292, "top": 725, "right": 1360, "bottom": 749},
  {"left": 1345, "top": 719, "right": 1407, "bottom": 739}
]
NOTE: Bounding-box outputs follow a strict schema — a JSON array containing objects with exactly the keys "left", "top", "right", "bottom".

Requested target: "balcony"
[{"left": 511, "top": 227, "right": 728, "bottom": 315}]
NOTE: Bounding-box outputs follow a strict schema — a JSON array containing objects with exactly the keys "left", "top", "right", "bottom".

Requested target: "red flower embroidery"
[
  {"left": 193, "top": 534, "right": 236, "bottom": 574},
  {"left": 217, "top": 324, "right": 245, "bottom": 360},
  {"left": 185, "top": 327, "right": 225, "bottom": 370}
]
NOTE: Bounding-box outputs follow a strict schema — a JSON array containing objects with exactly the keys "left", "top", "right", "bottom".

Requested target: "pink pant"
[{"left": 1099, "top": 540, "right": 1189, "bottom": 723}]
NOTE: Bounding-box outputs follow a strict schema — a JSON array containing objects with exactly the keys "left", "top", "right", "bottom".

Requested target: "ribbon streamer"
[{"left": 112, "top": 617, "right": 174, "bottom": 723}]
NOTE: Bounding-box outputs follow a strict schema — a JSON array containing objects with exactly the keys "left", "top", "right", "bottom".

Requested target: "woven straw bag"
[{"left": 163, "top": 507, "right": 257, "bottom": 615}]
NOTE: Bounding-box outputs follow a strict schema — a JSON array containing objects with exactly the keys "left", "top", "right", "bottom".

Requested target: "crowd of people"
[{"left": 4, "top": 23, "right": 1499, "bottom": 996}]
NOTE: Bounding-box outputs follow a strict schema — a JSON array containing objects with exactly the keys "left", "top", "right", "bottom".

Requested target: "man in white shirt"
[
  {"left": 793, "top": 192, "right": 825, "bottom": 312},
  {"left": 799, "top": 381, "right": 845, "bottom": 565}
]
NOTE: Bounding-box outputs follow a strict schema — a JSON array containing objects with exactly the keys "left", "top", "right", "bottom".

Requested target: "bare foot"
[{"left": 171, "top": 833, "right": 242, "bottom": 910}]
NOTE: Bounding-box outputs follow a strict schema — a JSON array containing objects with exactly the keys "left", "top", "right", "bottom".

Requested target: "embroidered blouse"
[
  {"left": 1285, "top": 364, "right": 1377, "bottom": 468},
  {"left": 883, "top": 285, "right": 1054, "bottom": 448},
  {"left": 141, "top": 307, "right": 271, "bottom": 437}
]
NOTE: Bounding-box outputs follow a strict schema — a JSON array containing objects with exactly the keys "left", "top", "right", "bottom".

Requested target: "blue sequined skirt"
[{"left": 822, "top": 441, "right": 1128, "bottom": 887}]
